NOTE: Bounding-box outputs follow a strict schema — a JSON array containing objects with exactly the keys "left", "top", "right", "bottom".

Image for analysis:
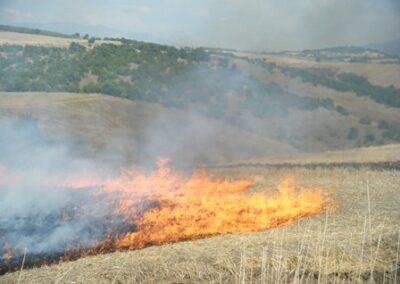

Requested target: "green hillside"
[{"left": 1, "top": 26, "right": 400, "bottom": 152}]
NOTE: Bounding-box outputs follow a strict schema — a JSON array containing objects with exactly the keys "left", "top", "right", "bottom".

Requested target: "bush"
[
  {"left": 335, "top": 105, "right": 349, "bottom": 116},
  {"left": 69, "top": 42, "right": 86, "bottom": 53},
  {"left": 346, "top": 127, "right": 359, "bottom": 140},
  {"left": 364, "top": 133, "right": 376, "bottom": 144},
  {"left": 378, "top": 120, "right": 390, "bottom": 129},
  {"left": 359, "top": 116, "right": 371, "bottom": 125}
]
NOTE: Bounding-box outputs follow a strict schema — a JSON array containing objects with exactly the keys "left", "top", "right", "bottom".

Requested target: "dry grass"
[
  {"left": 244, "top": 144, "right": 400, "bottom": 165},
  {"left": 232, "top": 56, "right": 400, "bottom": 125},
  {"left": 0, "top": 31, "right": 121, "bottom": 48},
  {"left": 236, "top": 52, "right": 400, "bottom": 88},
  {"left": 1, "top": 166, "right": 399, "bottom": 283},
  {"left": 0, "top": 92, "right": 294, "bottom": 165}
]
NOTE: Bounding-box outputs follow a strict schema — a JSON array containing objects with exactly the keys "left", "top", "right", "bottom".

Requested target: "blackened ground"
[{"left": 0, "top": 188, "right": 162, "bottom": 275}]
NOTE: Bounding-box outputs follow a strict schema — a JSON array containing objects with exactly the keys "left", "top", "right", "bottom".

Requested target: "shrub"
[
  {"left": 378, "top": 120, "right": 390, "bottom": 129},
  {"left": 335, "top": 105, "right": 349, "bottom": 116},
  {"left": 359, "top": 116, "right": 371, "bottom": 125},
  {"left": 346, "top": 127, "right": 359, "bottom": 140},
  {"left": 364, "top": 133, "right": 376, "bottom": 144}
]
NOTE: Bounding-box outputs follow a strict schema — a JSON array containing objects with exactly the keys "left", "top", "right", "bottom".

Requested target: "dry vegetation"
[
  {"left": 236, "top": 52, "right": 400, "bottom": 89},
  {"left": 1, "top": 166, "right": 399, "bottom": 283},
  {"left": 243, "top": 144, "right": 400, "bottom": 165},
  {"left": 0, "top": 31, "right": 120, "bottom": 48},
  {"left": 0, "top": 92, "right": 294, "bottom": 166},
  {"left": 233, "top": 57, "right": 400, "bottom": 125}
]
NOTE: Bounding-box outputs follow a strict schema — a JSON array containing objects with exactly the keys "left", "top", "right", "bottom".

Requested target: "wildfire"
[
  {"left": 0, "top": 158, "right": 332, "bottom": 272},
  {"left": 62, "top": 157, "right": 329, "bottom": 249}
]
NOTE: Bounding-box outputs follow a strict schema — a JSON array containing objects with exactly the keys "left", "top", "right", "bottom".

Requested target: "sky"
[{"left": 0, "top": 0, "right": 399, "bottom": 51}]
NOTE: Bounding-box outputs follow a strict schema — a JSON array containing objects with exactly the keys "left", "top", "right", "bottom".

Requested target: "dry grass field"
[
  {"left": 1, "top": 165, "right": 399, "bottom": 283},
  {"left": 242, "top": 144, "right": 400, "bottom": 165},
  {"left": 0, "top": 31, "right": 120, "bottom": 48},
  {"left": 236, "top": 52, "right": 400, "bottom": 89},
  {"left": 233, "top": 57, "right": 400, "bottom": 125}
]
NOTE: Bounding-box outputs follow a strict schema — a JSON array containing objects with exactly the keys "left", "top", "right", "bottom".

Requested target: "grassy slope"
[
  {"left": 0, "top": 92, "right": 295, "bottom": 166},
  {"left": 237, "top": 52, "right": 400, "bottom": 88},
  {"left": 233, "top": 57, "right": 400, "bottom": 124},
  {"left": 228, "top": 54, "right": 400, "bottom": 151}
]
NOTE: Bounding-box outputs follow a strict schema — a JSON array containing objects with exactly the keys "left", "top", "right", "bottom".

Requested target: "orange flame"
[
  {"left": 1, "top": 157, "right": 332, "bottom": 268},
  {"left": 64, "top": 157, "right": 330, "bottom": 250},
  {"left": 115, "top": 171, "right": 326, "bottom": 249}
]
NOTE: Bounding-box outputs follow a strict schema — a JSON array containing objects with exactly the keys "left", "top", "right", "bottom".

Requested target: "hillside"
[
  {"left": 1, "top": 28, "right": 400, "bottom": 154},
  {"left": 368, "top": 39, "right": 400, "bottom": 57},
  {"left": 0, "top": 31, "right": 120, "bottom": 48},
  {"left": 0, "top": 92, "right": 294, "bottom": 166}
]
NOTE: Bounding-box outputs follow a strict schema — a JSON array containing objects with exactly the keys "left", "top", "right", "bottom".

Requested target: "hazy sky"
[{"left": 0, "top": 0, "right": 399, "bottom": 51}]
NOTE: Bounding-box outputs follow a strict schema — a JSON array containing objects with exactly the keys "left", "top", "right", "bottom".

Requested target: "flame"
[
  {"left": 63, "top": 157, "right": 329, "bottom": 250},
  {"left": 0, "top": 158, "right": 332, "bottom": 270},
  {"left": 114, "top": 171, "right": 326, "bottom": 249}
]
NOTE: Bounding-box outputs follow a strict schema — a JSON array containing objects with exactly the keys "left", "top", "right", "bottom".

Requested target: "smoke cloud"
[{"left": 0, "top": 117, "right": 114, "bottom": 260}]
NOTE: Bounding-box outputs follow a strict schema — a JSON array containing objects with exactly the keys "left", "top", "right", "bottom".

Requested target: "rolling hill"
[{"left": 0, "top": 92, "right": 295, "bottom": 167}]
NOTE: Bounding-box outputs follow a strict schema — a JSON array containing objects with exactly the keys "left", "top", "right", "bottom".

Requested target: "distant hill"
[
  {"left": 12, "top": 22, "right": 173, "bottom": 45},
  {"left": 368, "top": 39, "right": 400, "bottom": 57},
  {"left": 285, "top": 45, "right": 397, "bottom": 62},
  {"left": 0, "top": 24, "right": 78, "bottom": 39}
]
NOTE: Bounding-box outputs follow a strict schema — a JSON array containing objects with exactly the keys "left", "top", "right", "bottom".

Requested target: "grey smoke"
[{"left": 0, "top": 117, "right": 115, "bottom": 258}]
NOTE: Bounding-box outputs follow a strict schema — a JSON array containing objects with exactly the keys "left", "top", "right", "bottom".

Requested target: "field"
[
  {"left": 236, "top": 52, "right": 400, "bottom": 88},
  {"left": 1, "top": 164, "right": 399, "bottom": 283},
  {"left": 0, "top": 31, "right": 120, "bottom": 48}
]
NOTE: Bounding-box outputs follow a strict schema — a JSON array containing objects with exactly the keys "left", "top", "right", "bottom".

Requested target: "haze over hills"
[
  {"left": 367, "top": 39, "right": 400, "bottom": 57},
  {"left": 0, "top": 25, "right": 400, "bottom": 166},
  {"left": 0, "top": 92, "right": 296, "bottom": 167}
]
